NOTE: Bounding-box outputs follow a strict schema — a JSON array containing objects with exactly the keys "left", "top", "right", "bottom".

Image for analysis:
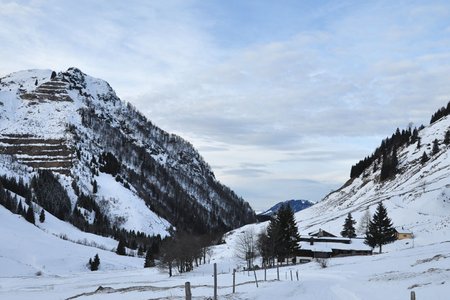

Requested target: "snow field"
[
  {"left": 95, "top": 172, "right": 170, "bottom": 237},
  {"left": 1, "top": 237, "right": 449, "bottom": 299}
]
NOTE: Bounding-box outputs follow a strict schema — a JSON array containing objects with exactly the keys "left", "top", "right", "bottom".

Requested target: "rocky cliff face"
[{"left": 0, "top": 68, "right": 256, "bottom": 236}]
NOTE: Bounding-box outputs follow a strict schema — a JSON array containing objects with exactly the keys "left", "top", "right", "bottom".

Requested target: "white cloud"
[{"left": 1, "top": 0, "right": 450, "bottom": 209}]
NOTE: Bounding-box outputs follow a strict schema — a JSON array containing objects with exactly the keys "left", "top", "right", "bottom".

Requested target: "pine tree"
[
  {"left": 39, "top": 209, "right": 45, "bottom": 223},
  {"left": 263, "top": 217, "right": 280, "bottom": 266},
  {"left": 445, "top": 130, "right": 450, "bottom": 145},
  {"left": 365, "top": 202, "right": 396, "bottom": 253},
  {"left": 93, "top": 254, "right": 100, "bottom": 270},
  {"left": 421, "top": 151, "right": 429, "bottom": 164},
  {"left": 116, "top": 239, "right": 126, "bottom": 255},
  {"left": 92, "top": 180, "right": 98, "bottom": 194},
  {"left": 391, "top": 147, "right": 398, "bottom": 171},
  {"left": 432, "top": 139, "right": 440, "bottom": 155},
  {"left": 17, "top": 200, "right": 24, "bottom": 216},
  {"left": 25, "top": 205, "right": 35, "bottom": 224},
  {"left": 137, "top": 245, "right": 145, "bottom": 257},
  {"left": 340, "top": 213, "right": 357, "bottom": 238},
  {"left": 272, "top": 204, "right": 300, "bottom": 264},
  {"left": 144, "top": 250, "right": 155, "bottom": 268},
  {"left": 410, "top": 128, "right": 419, "bottom": 144}
]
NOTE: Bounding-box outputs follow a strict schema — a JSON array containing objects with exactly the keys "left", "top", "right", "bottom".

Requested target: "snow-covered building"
[{"left": 297, "top": 229, "right": 372, "bottom": 259}]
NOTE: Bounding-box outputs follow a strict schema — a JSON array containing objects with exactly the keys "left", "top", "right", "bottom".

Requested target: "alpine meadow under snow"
[{"left": 1, "top": 68, "right": 450, "bottom": 299}]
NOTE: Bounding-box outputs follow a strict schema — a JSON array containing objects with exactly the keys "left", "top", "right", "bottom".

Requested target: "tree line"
[
  {"left": 351, "top": 100, "right": 450, "bottom": 182},
  {"left": 350, "top": 127, "right": 419, "bottom": 181},
  {"left": 430, "top": 101, "right": 450, "bottom": 124}
]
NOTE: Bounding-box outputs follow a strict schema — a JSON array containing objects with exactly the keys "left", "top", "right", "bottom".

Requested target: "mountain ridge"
[
  {"left": 259, "top": 199, "right": 314, "bottom": 216},
  {"left": 0, "top": 68, "right": 256, "bottom": 237},
  {"left": 294, "top": 104, "right": 450, "bottom": 245}
]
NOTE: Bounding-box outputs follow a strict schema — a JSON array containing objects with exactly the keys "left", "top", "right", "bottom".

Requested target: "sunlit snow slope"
[{"left": 295, "top": 115, "right": 450, "bottom": 245}]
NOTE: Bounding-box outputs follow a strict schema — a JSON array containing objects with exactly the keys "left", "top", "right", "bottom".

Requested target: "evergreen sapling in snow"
[{"left": 39, "top": 209, "right": 45, "bottom": 223}]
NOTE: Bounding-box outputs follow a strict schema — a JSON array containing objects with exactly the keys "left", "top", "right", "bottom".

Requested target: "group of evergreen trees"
[
  {"left": 0, "top": 176, "right": 37, "bottom": 225},
  {"left": 420, "top": 135, "right": 448, "bottom": 165},
  {"left": 257, "top": 204, "right": 300, "bottom": 267},
  {"left": 339, "top": 202, "right": 397, "bottom": 253},
  {"left": 0, "top": 173, "right": 166, "bottom": 265},
  {"left": 88, "top": 254, "right": 100, "bottom": 271},
  {"left": 350, "top": 101, "right": 450, "bottom": 182},
  {"left": 430, "top": 101, "right": 450, "bottom": 124},
  {"left": 31, "top": 170, "right": 72, "bottom": 220},
  {"left": 350, "top": 127, "right": 418, "bottom": 181}
]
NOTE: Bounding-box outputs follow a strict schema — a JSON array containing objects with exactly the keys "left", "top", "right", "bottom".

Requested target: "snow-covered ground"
[
  {"left": 95, "top": 172, "right": 171, "bottom": 237},
  {"left": 0, "top": 205, "right": 143, "bottom": 278},
  {"left": 1, "top": 68, "right": 450, "bottom": 299},
  {"left": 1, "top": 218, "right": 449, "bottom": 300}
]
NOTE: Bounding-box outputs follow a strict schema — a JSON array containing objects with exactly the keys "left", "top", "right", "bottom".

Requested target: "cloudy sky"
[{"left": 1, "top": 0, "right": 450, "bottom": 210}]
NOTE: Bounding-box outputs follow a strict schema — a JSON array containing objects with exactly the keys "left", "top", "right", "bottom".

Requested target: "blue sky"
[{"left": 1, "top": 0, "right": 450, "bottom": 210}]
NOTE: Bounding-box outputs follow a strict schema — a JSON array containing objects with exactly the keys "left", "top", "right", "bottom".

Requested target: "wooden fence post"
[
  {"left": 411, "top": 291, "right": 416, "bottom": 300},
  {"left": 277, "top": 265, "right": 280, "bottom": 281},
  {"left": 232, "top": 269, "right": 236, "bottom": 294},
  {"left": 296, "top": 270, "right": 299, "bottom": 281},
  {"left": 214, "top": 263, "right": 217, "bottom": 300},
  {"left": 185, "top": 282, "right": 191, "bottom": 300},
  {"left": 253, "top": 270, "right": 259, "bottom": 288},
  {"left": 290, "top": 270, "right": 293, "bottom": 281},
  {"left": 264, "top": 266, "right": 267, "bottom": 281}
]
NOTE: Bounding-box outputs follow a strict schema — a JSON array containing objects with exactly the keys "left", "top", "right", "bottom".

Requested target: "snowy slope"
[
  {"left": 95, "top": 172, "right": 170, "bottom": 236},
  {"left": 0, "top": 205, "right": 142, "bottom": 277},
  {"left": 1, "top": 221, "right": 449, "bottom": 299},
  {"left": 290, "top": 115, "right": 450, "bottom": 246}
]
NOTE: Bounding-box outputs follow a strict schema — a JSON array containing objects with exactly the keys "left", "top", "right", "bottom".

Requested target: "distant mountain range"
[{"left": 257, "top": 199, "right": 314, "bottom": 221}]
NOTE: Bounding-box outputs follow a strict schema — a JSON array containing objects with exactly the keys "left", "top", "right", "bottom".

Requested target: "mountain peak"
[
  {"left": 0, "top": 68, "right": 256, "bottom": 237},
  {"left": 259, "top": 199, "right": 314, "bottom": 217}
]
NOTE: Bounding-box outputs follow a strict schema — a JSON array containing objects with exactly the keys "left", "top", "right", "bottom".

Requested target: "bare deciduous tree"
[
  {"left": 235, "top": 228, "right": 258, "bottom": 270},
  {"left": 357, "top": 209, "right": 371, "bottom": 235}
]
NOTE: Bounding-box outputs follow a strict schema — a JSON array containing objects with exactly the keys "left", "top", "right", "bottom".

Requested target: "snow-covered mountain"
[
  {"left": 294, "top": 106, "right": 450, "bottom": 245},
  {"left": 0, "top": 68, "right": 255, "bottom": 237},
  {"left": 259, "top": 199, "right": 314, "bottom": 216}
]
